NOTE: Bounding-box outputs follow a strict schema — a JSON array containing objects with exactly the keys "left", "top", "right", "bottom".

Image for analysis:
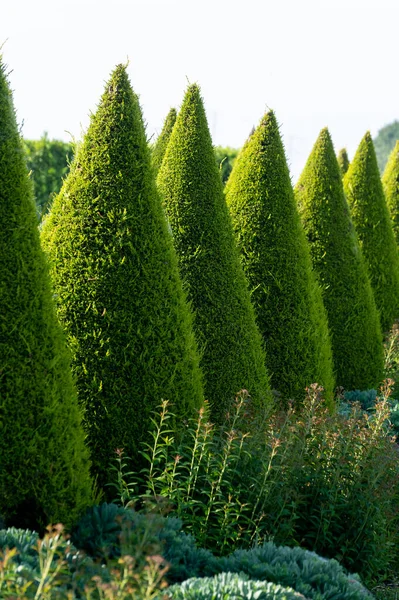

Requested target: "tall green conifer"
[
  {"left": 337, "top": 148, "right": 350, "bottom": 176},
  {"left": 151, "top": 108, "right": 177, "bottom": 174},
  {"left": 157, "top": 84, "right": 271, "bottom": 422},
  {"left": 41, "top": 67, "right": 204, "bottom": 490},
  {"left": 225, "top": 111, "right": 334, "bottom": 405},
  {"left": 344, "top": 132, "right": 399, "bottom": 331},
  {"left": 0, "top": 59, "right": 93, "bottom": 529},
  {"left": 295, "top": 129, "right": 384, "bottom": 390},
  {"left": 383, "top": 141, "right": 399, "bottom": 245}
]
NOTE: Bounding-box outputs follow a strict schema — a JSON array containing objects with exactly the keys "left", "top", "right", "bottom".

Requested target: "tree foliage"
[
  {"left": 41, "top": 66, "right": 204, "bottom": 490},
  {"left": 295, "top": 128, "right": 384, "bottom": 390},
  {"left": 344, "top": 132, "right": 399, "bottom": 332},
  {"left": 157, "top": 84, "right": 271, "bottom": 422},
  {"left": 214, "top": 146, "right": 239, "bottom": 184},
  {"left": 373, "top": 120, "right": 399, "bottom": 173},
  {"left": 225, "top": 111, "right": 334, "bottom": 405},
  {"left": 151, "top": 108, "right": 177, "bottom": 175},
  {"left": 0, "top": 58, "right": 93, "bottom": 530},
  {"left": 337, "top": 147, "right": 349, "bottom": 176},
  {"left": 382, "top": 140, "right": 399, "bottom": 245}
]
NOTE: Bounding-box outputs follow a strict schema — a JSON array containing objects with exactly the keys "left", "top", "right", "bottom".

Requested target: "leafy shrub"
[
  {"left": 151, "top": 107, "right": 177, "bottom": 174},
  {"left": 383, "top": 141, "right": 399, "bottom": 247},
  {"left": 167, "top": 572, "right": 308, "bottom": 599},
  {"left": 337, "top": 148, "right": 350, "bottom": 175}
]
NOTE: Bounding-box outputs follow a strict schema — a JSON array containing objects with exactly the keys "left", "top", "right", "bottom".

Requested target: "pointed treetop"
[
  {"left": 151, "top": 107, "right": 177, "bottom": 174},
  {"left": 337, "top": 148, "right": 350, "bottom": 176}
]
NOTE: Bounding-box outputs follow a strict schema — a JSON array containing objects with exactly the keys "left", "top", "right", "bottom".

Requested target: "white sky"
[{"left": 2, "top": 0, "right": 398, "bottom": 181}]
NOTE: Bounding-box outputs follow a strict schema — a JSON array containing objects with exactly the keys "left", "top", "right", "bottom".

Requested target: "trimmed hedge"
[
  {"left": 152, "top": 107, "right": 177, "bottom": 174},
  {"left": 41, "top": 66, "right": 204, "bottom": 491},
  {"left": 337, "top": 148, "right": 350, "bottom": 176},
  {"left": 157, "top": 84, "right": 271, "bottom": 422},
  {"left": 295, "top": 128, "right": 384, "bottom": 390},
  {"left": 382, "top": 140, "right": 399, "bottom": 245},
  {"left": 225, "top": 111, "right": 335, "bottom": 406},
  {"left": 344, "top": 132, "right": 399, "bottom": 331},
  {"left": 0, "top": 58, "right": 93, "bottom": 531}
]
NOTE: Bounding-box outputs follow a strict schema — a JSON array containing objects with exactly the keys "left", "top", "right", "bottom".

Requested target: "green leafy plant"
[
  {"left": 337, "top": 148, "right": 350, "bottom": 176},
  {"left": 382, "top": 141, "right": 399, "bottom": 246},
  {"left": 151, "top": 108, "right": 177, "bottom": 175}
]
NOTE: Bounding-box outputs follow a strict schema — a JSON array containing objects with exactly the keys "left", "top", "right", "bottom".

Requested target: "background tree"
[
  {"left": 151, "top": 108, "right": 177, "bottom": 175},
  {"left": 226, "top": 111, "right": 335, "bottom": 405},
  {"left": 0, "top": 58, "right": 93, "bottom": 531},
  {"left": 337, "top": 148, "right": 349, "bottom": 176},
  {"left": 373, "top": 121, "right": 399, "bottom": 173},
  {"left": 382, "top": 141, "right": 399, "bottom": 245},
  {"left": 344, "top": 132, "right": 399, "bottom": 332},
  {"left": 41, "top": 66, "right": 204, "bottom": 491},
  {"left": 214, "top": 146, "right": 239, "bottom": 184},
  {"left": 23, "top": 134, "right": 73, "bottom": 220},
  {"left": 295, "top": 128, "right": 384, "bottom": 390},
  {"left": 157, "top": 84, "right": 271, "bottom": 423}
]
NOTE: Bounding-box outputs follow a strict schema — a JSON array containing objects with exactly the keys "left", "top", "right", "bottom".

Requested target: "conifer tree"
[
  {"left": 0, "top": 58, "right": 93, "bottom": 529},
  {"left": 41, "top": 66, "right": 204, "bottom": 490},
  {"left": 337, "top": 148, "right": 350, "bottom": 176},
  {"left": 151, "top": 108, "right": 177, "bottom": 174},
  {"left": 382, "top": 141, "right": 399, "bottom": 246},
  {"left": 295, "top": 129, "right": 384, "bottom": 390},
  {"left": 344, "top": 132, "right": 399, "bottom": 331},
  {"left": 157, "top": 85, "right": 271, "bottom": 422},
  {"left": 225, "top": 111, "right": 335, "bottom": 405}
]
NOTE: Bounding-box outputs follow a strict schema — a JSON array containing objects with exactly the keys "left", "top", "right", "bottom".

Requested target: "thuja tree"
[
  {"left": 151, "top": 108, "right": 177, "bottom": 174},
  {"left": 337, "top": 148, "right": 349, "bottom": 176},
  {"left": 295, "top": 128, "right": 384, "bottom": 390},
  {"left": 41, "top": 66, "right": 204, "bottom": 490},
  {"left": 344, "top": 132, "right": 399, "bottom": 332},
  {"left": 0, "top": 58, "right": 93, "bottom": 530},
  {"left": 225, "top": 111, "right": 335, "bottom": 406},
  {"left": 382, "top": 141, "right": 399, "bottom": 245},
  {"left": 157, "top": 84, "right": 271, "bottom": 422}
]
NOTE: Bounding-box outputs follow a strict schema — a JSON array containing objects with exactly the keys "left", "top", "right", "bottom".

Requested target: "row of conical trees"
[{"left": 2, "top": 57, "right": 399, "bottom": 529}]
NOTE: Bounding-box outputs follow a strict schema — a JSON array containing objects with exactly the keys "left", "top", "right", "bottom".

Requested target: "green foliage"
[
  {"left": 0, "top": 58, "right": 93, "bottom": 530},
  {"left": 41, "top": 66, "right": 204, "bottom": 491},
  {"left": 23, "top": 133, "right": 73, "bottom": 220},
  {"left": 374, "top": 121, "right": 399, "bottom": 173},
  {"left": 151, "top": 108, "right": 177, "bottom": 175},
  {"left": 295, "top": 128, "right": 384, "bottom": 390},
  {"left": 214, "top": 146, "right": 239, "bottom": 184},
  {"left": 157, "top": 84, "right": 271, "bottom": 422},
  {"left": 382, "top": 141, "right": 399, "bottom": 245},
  {"left": 225, "top": 111, "right": 334, "bottom": 406},
  {"left": 337, "top": 148, "right": 350, "bottom": 176},
  {"left": 167, "top": 572, "right": 307, "bottom": 599},
  {"left": 344, "top": 132, "right": 399, "bottom": 332}
]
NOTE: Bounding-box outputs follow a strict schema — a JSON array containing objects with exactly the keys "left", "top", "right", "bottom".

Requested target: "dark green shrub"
[
  {"left": 167, "top": 572, "right": 308, "bottom": 599},
  {"left": 23, "top": 134, "right": 73, "bottom": 220},
  {"left": 344, "top": 132, "right": 399, "bottom": 332},
  {"left": 382, "top": 140, "right": 399, "bottom": 245},
  {"left": 374, "top": 120, "right": 399, "bottom": 173},
  {"left": 41, "top": 66, "right": 204, "bottom": 491},
  {"left": 337, "top": 148, "right": 350, "bottom": 176},
  {"left": 295, "top": 128, "right": 384, "bottom": 390},
  {"left": 214, "top": 146, "right": 239, "bottom": 184},
  {"left": 151, "top": 107, "right": 177, "bottom": 175},
  {"left": 344, "top": 389, "right": 377, "bottom": 411},
  {"left": 0, "top": 58, "right": 93, "bottom": 531},
  {"left": 225, "top": 111, "right": 334, "bottom": 406},
  {"left": 157, "top": 84, "right": 271, "bottom": 422}
]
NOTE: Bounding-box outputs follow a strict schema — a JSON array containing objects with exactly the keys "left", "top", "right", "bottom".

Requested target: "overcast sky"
[{"left": 2, "top": 0, "right": 398, "bottom": 180}]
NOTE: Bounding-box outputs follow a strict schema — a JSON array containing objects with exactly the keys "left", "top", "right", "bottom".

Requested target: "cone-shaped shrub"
[
  {"left": 383, "top": 141, "right": 399, "bottom": 245},
  {"left": 157, "top": 84, "right": 271, "bottom": 422},
  {"left": 41, "top": 66, "right": 204, "bottom": 490},
  {"left": 225, "top": 111, "right": 335, "bottom": 405},
  {"left": 337, "top": 148, "right": 350, "bottom": 176},
  {"left": 295, "top": 129, "right": 384, "bottom": 390},
  {"left": 0, "top": 58, "right": 93, "bottom": 530},
  {"left": 151, "top": 108, "right": 177, "bottom": 174},
  {"left": 344, "top": 132, "right": 399, "bottom": 332}
]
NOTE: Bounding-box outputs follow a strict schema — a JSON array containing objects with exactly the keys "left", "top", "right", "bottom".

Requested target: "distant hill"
[{"left": 374, "top": 121, "right": 399, "bottom": 173}]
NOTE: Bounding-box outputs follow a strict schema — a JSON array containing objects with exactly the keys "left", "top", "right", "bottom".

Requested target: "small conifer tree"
[
  {"left": 337, "top": 148, "right": 350, "bottom": 176},
  {"left": 295, "top": 128, "right": 384, "bottom": 390},
  {"left": 157, "top": 84, "right": 271, "bottom": 422},
  {"left": 0, "top": 58, "right": 93, "bottom": 529},
  {"left": 225, "top": 111, "right": 335, "bottom": 405},
  {"left": 382, "top": 141, "right": 399, "bottom": 245},
  {"left": 41, "top": 66, "right": 204, "bottom": 490},
  {"left": 151, "top": 108, "right": 177, "bottom": 174},
  {"left": 344, "top": 132, "right": 399, "bottom": 331}
]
